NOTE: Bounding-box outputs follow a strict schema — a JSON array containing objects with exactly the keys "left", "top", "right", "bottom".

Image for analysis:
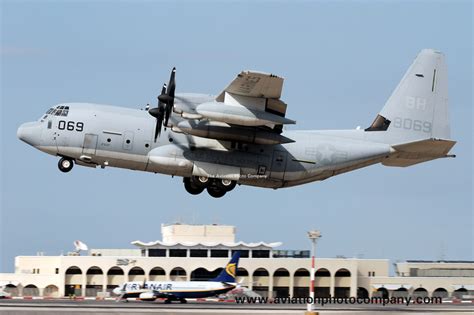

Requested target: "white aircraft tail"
[
  {"left": 365, "top": 49, "right": 456, "bottom": 166},
  {"left": 366, "top": 49, "right": 451, "bottom": 142}
]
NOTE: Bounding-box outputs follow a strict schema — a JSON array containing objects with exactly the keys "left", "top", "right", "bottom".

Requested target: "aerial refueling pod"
[
  {"left": 173, "top": 120, "right": 294, "bottom": 145},
  {"left": 195, "top": 102, "right": 295, "bottom": 127}
]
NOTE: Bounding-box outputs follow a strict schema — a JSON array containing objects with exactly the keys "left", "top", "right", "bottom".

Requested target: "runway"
[{"left": 0, "top": 299, "right": 472, "bottom": 315}]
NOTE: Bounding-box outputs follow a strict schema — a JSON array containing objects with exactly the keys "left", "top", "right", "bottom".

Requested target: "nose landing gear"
[
  {"left": 58, "top": 157, "right": 74, "bottom": 173},
  {"left": 183, "top": 176, "right": 236, "bottom": 198}
]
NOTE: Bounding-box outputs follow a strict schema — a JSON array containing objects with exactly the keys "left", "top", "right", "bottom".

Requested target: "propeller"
[
  {"left": 160, "top": 67, "right": 176, "bottom": 128},
  {"left": 149, "top": 84, "right": 167, "bottom": 142},
  {"left": 149, "top": 67, "right": 177, "bottom": 142}
]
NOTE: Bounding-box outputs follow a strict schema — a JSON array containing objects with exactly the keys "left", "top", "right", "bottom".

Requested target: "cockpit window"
[{"left": 50, "top": 105, "right": 70, "bottom": 117}]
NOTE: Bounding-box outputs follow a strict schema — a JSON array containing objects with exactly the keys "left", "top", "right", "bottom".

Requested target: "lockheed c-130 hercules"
[{"left": 17, "top": 49, "right": 456, "bottom": 198}]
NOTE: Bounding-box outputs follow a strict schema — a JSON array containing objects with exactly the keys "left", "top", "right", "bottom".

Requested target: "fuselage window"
[{"left": 47, "top": 120, "right": 52, "bottom": 129}]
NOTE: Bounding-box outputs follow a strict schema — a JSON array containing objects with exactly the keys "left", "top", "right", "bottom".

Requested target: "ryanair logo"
[{"left": 225, "top": 262, "right": 236, "bottom": 278}]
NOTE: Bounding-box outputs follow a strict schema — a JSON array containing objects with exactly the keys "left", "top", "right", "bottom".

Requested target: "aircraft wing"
[
  {"left": 214, "top": 71, "right": 291, "bottom": 124},
  {"left": 172, "top": 71, "right": 295, "bottom": 144},
  {"left": 216, "top": 70, "right": 284, "bottom": 100}
]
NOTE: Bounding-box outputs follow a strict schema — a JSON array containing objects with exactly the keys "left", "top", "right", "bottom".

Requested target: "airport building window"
[
  {"left": 149, "top": 249, "right": 166, "bottom": 257},
  {"left": 232, "top": 250, "right": 249, "bottom": 258},
  {"left": 190, "top": 249, "right": 208, "bottom": 257},
  {"left": 210, "top": 249, "right": 229, "bottom": 258},
  {"left": 169, "top": 249, "right": 187, "bottom": 257},
  {"left": 55, "top": 268, "right": 59, "bottom": 274},
  {"left": 252, "top": 250, "right": 270, "bottom": 258},
  {"left": 273, "top": 250, "right": 310, "bottom": 258}
]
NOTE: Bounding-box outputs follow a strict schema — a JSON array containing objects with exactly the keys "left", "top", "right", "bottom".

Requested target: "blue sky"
[{"left": 1, "top": 0, "right": 472, "bottom": 272}]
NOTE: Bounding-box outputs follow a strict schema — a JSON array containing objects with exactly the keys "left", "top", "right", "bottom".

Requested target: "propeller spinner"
[{"left": 149, "top": 67, "right": 176, "bottom": 142}]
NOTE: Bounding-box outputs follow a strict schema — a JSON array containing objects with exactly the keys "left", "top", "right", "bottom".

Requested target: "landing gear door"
[
  {"left": 270, "top": 150, "right": 288, "bottom": 180},
  {"left": 82, "top": 134, "right": 98, "bottom": 156}
]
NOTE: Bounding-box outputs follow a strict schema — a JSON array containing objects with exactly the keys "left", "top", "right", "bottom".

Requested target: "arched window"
[
  {"left": 23, "top": 284, "right": 39, "bottom": 297},
  {"left": 413, "top": 287, "right": 428, "bottom": 298},
  {"left": 335, "top": 268, "right": 351, "bottom": 277},
  {"left": 315, "top": 268, "right": 331, "bottom": 277},
  {"left": 65, "top": 266, "right": 82, "bottom": 275},
  {"left": 170, "top": 267, "right": 187, "bottom": 281},
  {"left": 252, "top": 268, "right": 269, "bottom": 277},
  {"left": 432, "top": 288, "right": 448, "bottom": 298}
]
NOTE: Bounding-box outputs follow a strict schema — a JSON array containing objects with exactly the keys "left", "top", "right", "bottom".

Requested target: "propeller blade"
[
  {"left": 164, "top": 67, "right": 176, "bottom": 127},
  {"left": 167, "top": 67, "right": 176, "bottom": 98},
  {"left": 149, "top": 84, "right": 168, "bottom": 142}
]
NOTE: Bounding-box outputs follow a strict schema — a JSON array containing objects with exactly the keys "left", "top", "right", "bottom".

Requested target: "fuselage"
[
  {"left": 17, "top": 100, "right": 394, "bottom": 189},
  {"left": 115, "top": 280, "right": 235, "bottom": 300}
]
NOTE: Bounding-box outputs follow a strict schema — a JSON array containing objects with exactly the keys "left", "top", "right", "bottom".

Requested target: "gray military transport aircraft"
[{"left": 18, "top": 49, "right": 455, "bottom": 198}]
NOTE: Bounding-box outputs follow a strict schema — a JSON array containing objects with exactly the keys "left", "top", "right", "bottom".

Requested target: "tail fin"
[
  {"left": 210, "top": 251, "right": 240, "bottom": 283},
  {"left": 367, "top": 49, "right": 451, "bottom": 143}
]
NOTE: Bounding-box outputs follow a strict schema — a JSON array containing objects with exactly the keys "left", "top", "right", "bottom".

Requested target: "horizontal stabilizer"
[{"left": 383, "top": 138, "right": 456, "bottom": 167}]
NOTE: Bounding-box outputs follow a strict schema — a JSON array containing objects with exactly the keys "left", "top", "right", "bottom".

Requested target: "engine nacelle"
[{"left": 139, "top": 292, "right": 156, "bottom": 301}]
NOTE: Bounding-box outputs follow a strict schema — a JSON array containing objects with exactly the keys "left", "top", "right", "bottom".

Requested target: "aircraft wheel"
[
  {"left": 183, "top": 178, "right": 205, "bottom": 195},
  {"left": 58, "top": 157, "right": 74, "bottom": 173},
  {"left": 164, "top": 299, "right": 172, "bottom": 304},
  {"left": 191, "top": 176, "right": 208, "bottom": 188},
  {"left": 207, "top": 186, "right": 226, "bottom": 198},
  {"left": 216, "top": 179, "right": 237, "bottom": 192}
]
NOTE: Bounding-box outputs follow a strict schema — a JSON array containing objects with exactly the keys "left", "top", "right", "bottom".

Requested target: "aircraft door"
[
  {"left": 82, "top": 134, "right": 98, "bottom": 156},
  {"left": 270, "top": 149, "right": 288, "bottom": 180},
  {"left": 122, "top": 131, "right": 134, "bottom": 150}
]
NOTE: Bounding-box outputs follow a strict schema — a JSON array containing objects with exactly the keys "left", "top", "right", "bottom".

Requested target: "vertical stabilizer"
[
  {"left": 370, "top": 49, "right": 450, "bottom": 143},
  {"left": 210, "top": 251, "right": 240, "bottom": 283}
]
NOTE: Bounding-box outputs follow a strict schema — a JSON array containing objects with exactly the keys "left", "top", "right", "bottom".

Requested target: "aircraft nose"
[
  {"left": 112, "top": 287, "right": 121, "bottom": 295},
  {"left": 17, "top": 122, "right": 42, "bottom": 146}
]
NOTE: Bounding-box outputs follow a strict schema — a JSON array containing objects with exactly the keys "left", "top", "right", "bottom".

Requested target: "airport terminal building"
[{"left": 0, "top": 223, "right": 473, "bottom": 299}]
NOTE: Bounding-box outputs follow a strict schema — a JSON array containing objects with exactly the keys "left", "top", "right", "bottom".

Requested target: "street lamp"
[{"left": 307, "top": 230, "right": 321, "bottom": 314}]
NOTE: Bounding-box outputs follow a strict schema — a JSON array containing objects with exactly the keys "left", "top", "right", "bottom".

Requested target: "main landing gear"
[
  {"left": 58, "top": 157, "right": 74, "bottom": 173},
  {"left": 183, "top": 176, "right": 237, "bottom": 198}
]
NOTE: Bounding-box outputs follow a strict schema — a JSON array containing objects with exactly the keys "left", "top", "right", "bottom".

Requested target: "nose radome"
[
  {"left": 17, "top": 122, "right": 42, "bottom": 146},
  {"left": 17, "top": 124, "right": 26, "bottom": 141}
]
